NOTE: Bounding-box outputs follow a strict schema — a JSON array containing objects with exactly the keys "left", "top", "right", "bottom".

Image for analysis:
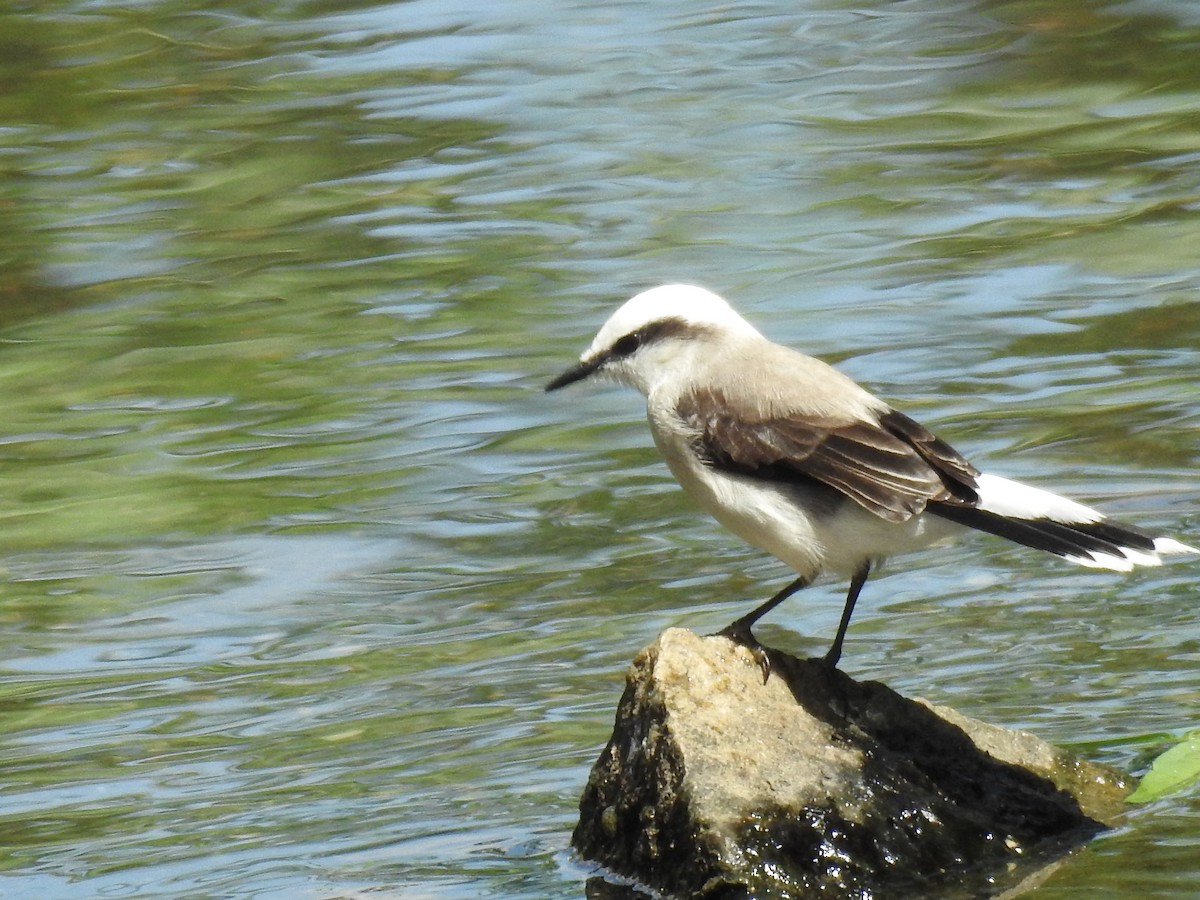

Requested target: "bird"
[{"left": 545, "top": 284, "right": 1197, "bottom": 671}]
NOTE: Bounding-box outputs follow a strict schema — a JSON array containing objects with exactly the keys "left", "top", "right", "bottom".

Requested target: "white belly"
[{"left": 651, "top": 423, "right": 962, "bottom": 578}]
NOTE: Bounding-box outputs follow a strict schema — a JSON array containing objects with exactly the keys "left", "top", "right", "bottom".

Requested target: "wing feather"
[{"left": 676, "top": 389, "right": 979, "bottom": 523}]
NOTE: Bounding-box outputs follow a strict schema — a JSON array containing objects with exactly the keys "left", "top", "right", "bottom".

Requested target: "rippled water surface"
[{"left": 1, "top": 1, "right": 1199, "bottom": 897}]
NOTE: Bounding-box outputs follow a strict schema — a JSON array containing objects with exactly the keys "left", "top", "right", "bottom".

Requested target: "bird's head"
[{"left": 546, "top": 284, "right": 760, "bottom": 396}]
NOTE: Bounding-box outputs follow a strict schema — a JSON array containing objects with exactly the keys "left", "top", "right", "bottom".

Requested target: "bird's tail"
[{"left": 931, "top": 473, "right": 1198, "bottom": 572}]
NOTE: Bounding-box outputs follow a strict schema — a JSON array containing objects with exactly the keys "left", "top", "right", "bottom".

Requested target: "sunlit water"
[{"left": 0, "top": 1, "right": 1198, "bottom": 897}]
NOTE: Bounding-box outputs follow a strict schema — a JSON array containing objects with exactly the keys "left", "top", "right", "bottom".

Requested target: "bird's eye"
[{"left": 611, "top": 333, "right": 641, "bottom": 357}]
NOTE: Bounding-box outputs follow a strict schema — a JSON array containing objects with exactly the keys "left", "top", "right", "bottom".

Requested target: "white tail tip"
[{"left": 1154, "top": 537, "right": 1200, "bottom": 556}]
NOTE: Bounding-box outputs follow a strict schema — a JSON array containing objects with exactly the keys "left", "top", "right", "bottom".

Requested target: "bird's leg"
[
  {"left": 823, "top": 562, "right": 871, "bottom": 668},
  {"left": 718, "top": 574, "right": 811, "bottom": 682}
]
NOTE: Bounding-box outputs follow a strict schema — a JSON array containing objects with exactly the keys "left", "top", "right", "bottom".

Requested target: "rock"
[{"left": 572, "top": 628, "right": 1132, "bottom": 899}]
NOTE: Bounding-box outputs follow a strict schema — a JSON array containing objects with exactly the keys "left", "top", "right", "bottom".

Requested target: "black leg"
[
  {"left": 719, "top": 573, "right": 812, "bottom": 643},
  {"left": 823, "top": 562, "right": 871, "bottom": 668},
  {"left": 718, "top": 574, "right": 811, "bottom": 681}
]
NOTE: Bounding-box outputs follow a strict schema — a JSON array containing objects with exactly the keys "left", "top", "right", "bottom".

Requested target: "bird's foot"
[{"left": 715, "top": 619, "right": 772, "bottom": 684}]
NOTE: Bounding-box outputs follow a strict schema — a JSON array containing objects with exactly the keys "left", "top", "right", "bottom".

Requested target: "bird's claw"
[{"left": 716, "top": 620, "right": 772, "bottom": 684}]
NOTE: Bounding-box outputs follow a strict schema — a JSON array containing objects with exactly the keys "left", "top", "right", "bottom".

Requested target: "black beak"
[{"left": 545, "top": 354, "right": 606, "bottom": 391}]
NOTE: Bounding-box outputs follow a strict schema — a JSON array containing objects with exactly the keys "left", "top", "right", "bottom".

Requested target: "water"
[{"left": 0, "top": 1, "right": 1198, "bottom": 897}]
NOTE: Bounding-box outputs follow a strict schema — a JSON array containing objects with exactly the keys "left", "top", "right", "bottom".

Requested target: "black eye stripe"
[
  {"left": 607, "top": 316, "right": 695, "bottom": 360},
  {"left": 612, "top": 333, "right": 642, "bottom": 357}
]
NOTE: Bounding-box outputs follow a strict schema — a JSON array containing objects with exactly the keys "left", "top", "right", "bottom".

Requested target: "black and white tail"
[{"left": 933, "top": 473, "right": 1198, "bottom": 571}]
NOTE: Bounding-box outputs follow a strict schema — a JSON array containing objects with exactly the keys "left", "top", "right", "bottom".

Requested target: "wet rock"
[{"left": 572, "top": 628, "right": 1132, "bottom": 899}]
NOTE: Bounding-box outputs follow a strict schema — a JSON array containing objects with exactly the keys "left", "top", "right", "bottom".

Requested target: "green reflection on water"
[
  {"left": 0, "top": 5, "right": 573, "bottom": 550},
  {"left": 815, "top": 1, "right": 1200, "bottom": 278}
]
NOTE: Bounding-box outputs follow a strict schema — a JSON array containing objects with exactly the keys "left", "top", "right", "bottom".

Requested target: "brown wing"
[{"left": 676, "top": 389, "right": 979, "bottom": 523}]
